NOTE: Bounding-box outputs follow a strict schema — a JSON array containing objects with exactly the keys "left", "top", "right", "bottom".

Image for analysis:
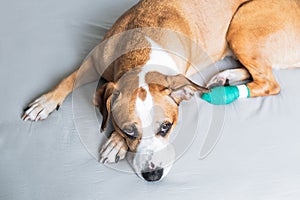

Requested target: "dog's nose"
[{"left": 141, "top": 167, "right": 164, "bottom": 182}]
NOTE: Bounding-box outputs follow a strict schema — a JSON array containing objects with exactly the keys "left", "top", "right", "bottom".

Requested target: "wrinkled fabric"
[{"left": 1, "top": 0, "right": 300, "bottom": 200}]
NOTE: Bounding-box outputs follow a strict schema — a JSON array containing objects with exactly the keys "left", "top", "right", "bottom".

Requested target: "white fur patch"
[
  {"left": 135, "top": 85, "right": 154, "bottom": 128},
  {"left": 136, "top": 37, "right": 180, "bottom": 89},
  {"left": 145, "top": 37, "right": 179, "bottom": 73}
]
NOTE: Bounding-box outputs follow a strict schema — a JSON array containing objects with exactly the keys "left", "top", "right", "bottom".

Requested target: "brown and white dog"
[{"left": 22, "top": 0, "right": 300, "bottom": 182}]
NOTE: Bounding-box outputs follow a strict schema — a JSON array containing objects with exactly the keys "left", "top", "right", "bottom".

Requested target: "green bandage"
[{"left": 201, "top": 85, "right": 250, "bottom": 105}]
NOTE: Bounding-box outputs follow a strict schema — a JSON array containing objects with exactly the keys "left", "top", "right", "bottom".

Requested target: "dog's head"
[{"left": 96, "top": 67, "right": 208, "bottom": 182}]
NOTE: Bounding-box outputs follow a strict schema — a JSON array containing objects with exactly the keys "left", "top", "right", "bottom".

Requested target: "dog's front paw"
[
  {"left": 207, "top": 71, "right": 228, "bottom": 89},
  {"left": 207, "top": 68, "right": 252, "bottom": 89},
  {"left": 22, "top": 94, "right": 60, "bottom": 121},
  {"left": 99, "top": 132, "right": 128, "bottom": 164}
]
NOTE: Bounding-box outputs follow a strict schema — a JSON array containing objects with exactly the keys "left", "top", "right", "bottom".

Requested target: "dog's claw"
[
  {"left": 115, "top": 155, "right": 120, "bottom": 163},
  {"left": 22, "top": 114, "right": 29, "bottom": 121},
  {"left": 23, "top": 106, "right": 31, "bottom": 112},
  {"left": 100, "top": 157, "right": 108, "bottom": 164}
]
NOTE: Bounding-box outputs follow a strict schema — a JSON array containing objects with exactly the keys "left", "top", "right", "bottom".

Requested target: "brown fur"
[
  {"left": 23, "top": 0, "right": 300, "bottom": 152},
  {"left": 137, "top": 88, "right": 147, "bottom": 101},
  {"left": 95, "top": 70, "right": 207, "bottom": 151},
  {"left": 148, "top": 83, "right": 178, "bottom": 138},
  {"left": 227, "top": 0, "right": 300, "bottom": 96}
]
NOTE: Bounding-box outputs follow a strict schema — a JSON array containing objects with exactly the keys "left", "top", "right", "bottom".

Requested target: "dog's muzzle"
[{"left": 127, "top": 140, "right": 175, "bottom": 182}]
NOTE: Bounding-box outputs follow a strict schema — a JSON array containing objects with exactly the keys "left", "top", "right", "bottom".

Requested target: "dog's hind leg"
[
  {"left": 206, "top": 68, "right": 252, "bottom": 89},
  {"left": 224, "top": 41, "right": 282, "bottom": 98},
  {"left": 225, "top": 45, "right": 282, "bottom": 98},
  {"left": 224, "top": 0, "right": 299, "bottom": 98},
  {"left": 239, "top": 62, "right": 281, "bottom": 98}
]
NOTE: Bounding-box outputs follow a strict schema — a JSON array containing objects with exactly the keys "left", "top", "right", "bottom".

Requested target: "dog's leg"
[
  {"left": 225, "top": 0, "right": 300, "bottom": 98},
  {"left": 99, "top": 132, "right": 128, "bottom": 163},
  {"left": 22, "top": 57, "right": 100, "bottom": 121},
  {"left": 227, "top": 44, "right": 281, "bottom": 98},
  {"left": 201, "top": 59, "right": 281, "bottom": 104},
  {"left": 243, "top": 63, "right": 281, "bottom": 97},
  {"left": 206, "top": 68, "right": 252, "bottom": 89},
  {"left": 226, "top": 51, "right": 281, "bottom": 98},
  {"left": 22, "top": 71, "right": 78, "bottom": 121}
]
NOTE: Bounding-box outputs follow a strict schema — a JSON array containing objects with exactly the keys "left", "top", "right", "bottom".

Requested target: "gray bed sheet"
[{"left": 1, "top": 0, "right": 300, "bottom": 200}]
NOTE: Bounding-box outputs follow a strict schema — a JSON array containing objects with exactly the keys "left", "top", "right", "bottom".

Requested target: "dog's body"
[{"left": 22, "top": 0, "right": 300, "bottom": 181}]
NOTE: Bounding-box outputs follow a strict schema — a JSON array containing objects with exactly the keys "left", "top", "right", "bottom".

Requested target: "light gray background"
[{"left": 1, "top": 0, "right": 300, "bottom": 200}]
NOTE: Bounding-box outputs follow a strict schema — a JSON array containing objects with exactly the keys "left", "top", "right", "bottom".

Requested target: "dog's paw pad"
[
  {"left": 99, "top": 133, "right": 128, "bottom": 164},
  {"left": 22, "top": 95, "right": 59, "bottom": 122}
]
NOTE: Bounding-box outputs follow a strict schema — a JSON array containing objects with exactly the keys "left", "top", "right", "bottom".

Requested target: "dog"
[{"left": 22, "top": 0, "right": 300, "bottom": 182}]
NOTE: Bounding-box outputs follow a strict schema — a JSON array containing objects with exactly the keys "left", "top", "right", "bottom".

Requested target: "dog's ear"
[
  {"left": 166, "top": 74, "right": 209, "bottom": 104},
  {"left": 94, "top": 82, "right": 116, "bottom": 131}
]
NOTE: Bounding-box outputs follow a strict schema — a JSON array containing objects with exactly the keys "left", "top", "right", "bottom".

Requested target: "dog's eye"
[
  {"left": 158, "top": 122, "right": 172, "bottom": 137},
  {"left": 123, "top": 126, "right": 138, "bottom": 140}
]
